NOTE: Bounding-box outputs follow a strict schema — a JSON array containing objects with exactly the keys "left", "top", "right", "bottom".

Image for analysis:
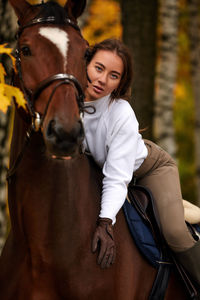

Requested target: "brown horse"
[{"left": 0, "top": 1, "right": 187, "bottom": 299}]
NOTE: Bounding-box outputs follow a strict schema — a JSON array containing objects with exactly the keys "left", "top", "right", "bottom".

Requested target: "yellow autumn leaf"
[
  {"left": 0, "top": 44, "right": 16, "bottom": 71},
  {"left": 0, "top": 63, "right": 6, "bottom": 84},
  {"left": 175, "top": 83, "right": 186, "bottom": 99},
  {"left": 0, "top": 85, "right": 11, "bottom": 113},
  {"left": 0, "top": 44, "right": 27, "bottom": 113},
  {"left": 28, "top": 0, "right": 43, "bottom": 3},
  {"left": 27, "top": 0, "right": 67, "bottom": 5},
  {"left": 2, "top": 84, "right": 26, "bottom": 109},
  {"left": 82, "top": 0, "right": 122, "bottom": 45},
  {"left": 0, "top": 83, "right": 27, "bottom": 113},
  {"left": 57, "top": 0, "right": 67, "bottom": 6}
]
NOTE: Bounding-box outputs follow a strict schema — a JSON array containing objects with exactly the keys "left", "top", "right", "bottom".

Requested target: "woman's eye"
[
  {"left": 111, "top": 74, "right": 118, "bottom": 79},
  {"left": 95, "top": 66, "right": 102, "bottom": 72},
  {"left": 21, "top": 46, "right": 31, "bottom": 56}
]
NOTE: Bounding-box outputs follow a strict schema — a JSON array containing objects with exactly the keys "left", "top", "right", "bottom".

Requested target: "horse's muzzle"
[{"left": 44, "top": 118, "right": 84, "bottom": 157}]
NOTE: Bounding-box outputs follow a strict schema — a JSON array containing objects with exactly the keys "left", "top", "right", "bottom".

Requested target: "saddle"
[{"left": 124, "top": 181, "right": 200, "bottom": 300}]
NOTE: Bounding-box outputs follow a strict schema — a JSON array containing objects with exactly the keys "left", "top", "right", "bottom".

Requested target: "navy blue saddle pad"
[{"left": 123, "top": 199, "right": 200, "bottom": 269}]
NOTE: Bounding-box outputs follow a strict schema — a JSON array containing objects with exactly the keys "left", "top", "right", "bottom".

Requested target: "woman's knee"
[{"left": 162, "top": 223, "right": 195, "bottom": 251}]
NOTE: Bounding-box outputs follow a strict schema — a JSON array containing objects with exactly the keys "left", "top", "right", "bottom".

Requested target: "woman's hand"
[{"left": 92, "top": 218, "right": 116, "bottom": 268}]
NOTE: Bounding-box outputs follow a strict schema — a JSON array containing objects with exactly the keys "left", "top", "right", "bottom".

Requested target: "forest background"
[{"left": 0, "top": 0, "right": 200, "bottom": 252}]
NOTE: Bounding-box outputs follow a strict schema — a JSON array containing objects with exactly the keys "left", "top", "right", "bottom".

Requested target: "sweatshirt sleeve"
[{"left": 99, "top": 103, "right": 139, "bottom": 224}]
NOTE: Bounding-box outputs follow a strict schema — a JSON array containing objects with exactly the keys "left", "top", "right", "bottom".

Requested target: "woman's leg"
[
  {"left": 137, "top": 158, "right": 195, "bottom": 252},
  {"left": 134, "top": 140, "right": 200, "bottom": 284},
  {"left": 135, "top": 141, "right": 195, "bottom": 251}
]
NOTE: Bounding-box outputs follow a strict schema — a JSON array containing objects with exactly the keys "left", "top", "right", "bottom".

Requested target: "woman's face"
[{"left": 85, "top": 50, "right": 124, "bottom": 102}]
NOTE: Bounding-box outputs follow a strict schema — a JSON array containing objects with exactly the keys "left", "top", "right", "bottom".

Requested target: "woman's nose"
[{"left": 98, "top": 73, "right": 107, "bottom": 85}]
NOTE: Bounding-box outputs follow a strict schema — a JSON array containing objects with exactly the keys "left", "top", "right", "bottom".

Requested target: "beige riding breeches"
[{"left": 133, "top": 139, "right": 196, "bottom": 252}]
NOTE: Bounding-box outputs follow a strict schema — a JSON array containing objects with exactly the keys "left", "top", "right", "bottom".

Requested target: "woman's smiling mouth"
[{"left": 93, "top": 85, "right": 104, "bottom": 93}]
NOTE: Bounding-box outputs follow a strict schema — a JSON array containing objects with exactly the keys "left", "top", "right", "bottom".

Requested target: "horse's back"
[{"left": 114, "top": 210, "right": 188, "bottom": 300}]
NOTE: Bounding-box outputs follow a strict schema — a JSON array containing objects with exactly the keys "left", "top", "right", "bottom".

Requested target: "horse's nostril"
[
  {"left": 46, "top": 120, "right": 56, "bottom": 138},
  {"left": 72, "top": 120, "right": 84, "bottom": 140},
  {"left": 45, "top": 119, "right": 84, "bottom": 156}
]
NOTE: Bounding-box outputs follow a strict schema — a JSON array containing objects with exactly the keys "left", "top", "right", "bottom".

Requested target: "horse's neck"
[
  {"left": 10, "top": 110, "right": 28, "bottom": 164},
  {"left": 10, "top": 109, "right": 44, "bottom": 165},
  {"left": 9, "top": 113, "right": 102, "bottom": 249}
]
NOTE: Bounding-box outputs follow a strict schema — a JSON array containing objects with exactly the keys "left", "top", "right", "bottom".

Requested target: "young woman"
[{"left": 83, "top": 38, "right": 200, "bottom": 284}]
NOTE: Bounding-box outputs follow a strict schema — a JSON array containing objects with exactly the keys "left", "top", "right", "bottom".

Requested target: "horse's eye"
[{"left": 21, "top": 46, "right": 31, "bottom": 57}]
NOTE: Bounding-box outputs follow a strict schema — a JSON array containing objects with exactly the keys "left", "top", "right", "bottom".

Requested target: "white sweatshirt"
[{"left": 83, "top": 95, "right": 148, "bottom": 223}]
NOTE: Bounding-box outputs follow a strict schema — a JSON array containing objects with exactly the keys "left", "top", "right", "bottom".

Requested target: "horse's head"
[{"left": 10, "top": 0, "right": 88, "bottom": 158}]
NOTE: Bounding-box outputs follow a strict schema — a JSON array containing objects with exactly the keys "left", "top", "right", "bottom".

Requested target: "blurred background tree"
[
  {"left": 174, "top": 0, "right": 199, "bottom": 204},
  {"left": 1, "top": 0, "right": 200, "bottom": 253},
  {"left": 120, "top": 0, "right": 158, "bottom": 141},
  {"left": 153, "top": 0, "right": 178, "bottom": 158},
  {"left": 187, "top": 0, "right": 200, "bottom": 205},
  {"left": 0, "top": 0, "right": 17, "bottom": 253}
]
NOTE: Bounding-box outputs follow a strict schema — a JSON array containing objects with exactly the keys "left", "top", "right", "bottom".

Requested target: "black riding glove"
[{"left": 92, "top": 217, "right": 116, "bottom": 269}]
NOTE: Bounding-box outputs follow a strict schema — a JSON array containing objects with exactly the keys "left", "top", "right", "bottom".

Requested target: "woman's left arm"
[
  {"left": 92, "top": 102, "right": 140, "bottom": 268},
  {"left": 100, "top": 105, "right": 139, "bottom": 222}
]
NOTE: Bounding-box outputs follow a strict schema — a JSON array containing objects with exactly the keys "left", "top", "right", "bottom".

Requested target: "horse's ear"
[
  {"left": 9, "top": 0, "right": 31, "bottom": 20},
  {"left": 64, "top": 0, "right": 87, "bottom": 20}
]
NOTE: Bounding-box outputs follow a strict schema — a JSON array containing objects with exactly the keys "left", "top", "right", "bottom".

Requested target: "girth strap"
[{"left": 148, "top": 261, "right": 171, "bottom": 300}]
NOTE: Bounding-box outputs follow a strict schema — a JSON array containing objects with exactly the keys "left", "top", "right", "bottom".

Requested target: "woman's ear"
[
  {"left": 9, "top": 0, "right": 31, "bottom": 21},
  {"left": 64, "top": 0, "right": 87, "bottom": 20}
]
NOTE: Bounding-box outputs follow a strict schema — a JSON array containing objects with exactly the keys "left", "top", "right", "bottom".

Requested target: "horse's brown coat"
[{"left": 0, "top": 1, "right": 187, "bottom": 299}]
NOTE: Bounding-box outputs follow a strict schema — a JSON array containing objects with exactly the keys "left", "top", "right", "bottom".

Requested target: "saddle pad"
[
  {"left": 123, "top": 199, "right": 200, "bottom": 269},
  {"left": 123, "top": 199, "right": 170, "bottom": 269},
  {"left": 123, "top": 199, "right": 162, "bottom": 268}
]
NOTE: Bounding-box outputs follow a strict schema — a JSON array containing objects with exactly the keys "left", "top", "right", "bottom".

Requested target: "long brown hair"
[{"left": 85, "top": 39, "right": 133, "bottom": 101}]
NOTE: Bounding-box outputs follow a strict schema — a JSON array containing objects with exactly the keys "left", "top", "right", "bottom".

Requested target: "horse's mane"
[{"left": 33, "top": 1, "right": 68, "bottom": 24}]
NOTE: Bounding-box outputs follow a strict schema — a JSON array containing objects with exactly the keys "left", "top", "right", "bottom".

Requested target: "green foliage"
[
  {"left": 174, "top": 80, "right": 197, "bottom": 203},
  {"left": 174, "top": 0, "right": 198, "bottom": 204}
]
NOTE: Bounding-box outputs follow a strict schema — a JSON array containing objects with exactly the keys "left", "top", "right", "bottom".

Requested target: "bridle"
[
  {"left": 7, "top": 14, "right": 92, "bottom": 181},
  {"left": 15, "top": 15, "right": 86, "bottom": 132}
]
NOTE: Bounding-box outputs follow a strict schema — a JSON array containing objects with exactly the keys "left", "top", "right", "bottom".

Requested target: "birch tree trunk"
[
  {"left": 153, "top": 0, "right": 178, "bottom": 157},
  {"left": 0, "top": 1, "right": 17, "bottom": 253},
  {"left": 188, "top": 0, "right": 200, "bottom": 206},
  {"left": 120, "top": 0, "right": 158, "bottom": 140}
]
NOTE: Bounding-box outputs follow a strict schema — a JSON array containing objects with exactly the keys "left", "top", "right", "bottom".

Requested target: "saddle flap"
[{"left": 128, "top": 184, "right": 163, "bottom": 245}]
